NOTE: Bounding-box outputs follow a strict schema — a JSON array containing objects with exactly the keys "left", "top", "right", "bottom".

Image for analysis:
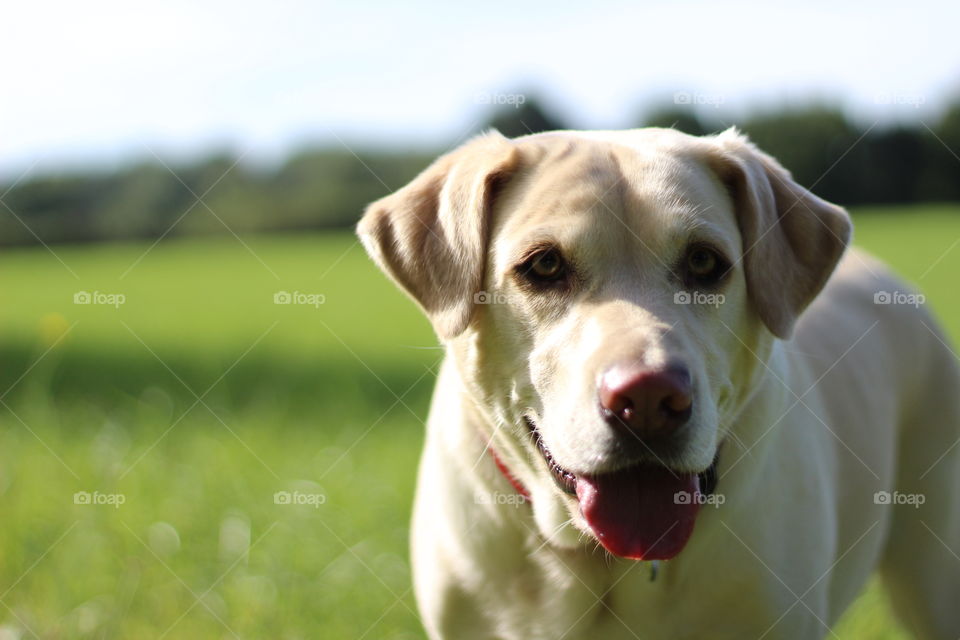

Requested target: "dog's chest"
[{"left": 477, "top": 544, "right": 822, "bottom": 640}]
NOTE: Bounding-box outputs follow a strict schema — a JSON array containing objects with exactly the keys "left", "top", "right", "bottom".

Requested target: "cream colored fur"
[{"left": 358, "top": 128, "right": 960, "bottom": 640}]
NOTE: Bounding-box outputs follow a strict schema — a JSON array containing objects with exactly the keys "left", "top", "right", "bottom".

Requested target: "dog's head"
[{"left": 358, "top": 128, "right": 850, "bottom": 560}]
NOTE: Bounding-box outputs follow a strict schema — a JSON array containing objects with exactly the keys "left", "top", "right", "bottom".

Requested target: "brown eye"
[
  {"left": 531, "top": 250, "right": 563, "bottom": 279},
  {"left": 518, "top": 247, "right": 568, "bottom": 285},
  {"left": 684, "top": 245, "right": 726, "bottom": 285}
]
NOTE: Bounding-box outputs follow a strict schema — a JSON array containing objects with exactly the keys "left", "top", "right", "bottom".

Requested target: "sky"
[{"left": 2, "top": 0, "right": 958, "bottom": 179}]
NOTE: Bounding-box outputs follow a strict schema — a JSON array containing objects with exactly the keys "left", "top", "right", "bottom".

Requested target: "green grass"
[{"left": 1, "top": 205, "right": 958, "bottom": 638}]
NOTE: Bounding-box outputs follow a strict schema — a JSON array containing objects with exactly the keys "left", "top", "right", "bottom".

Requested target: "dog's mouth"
[{"left": 526, "top": 417, "right": 719, "bottom": 561}]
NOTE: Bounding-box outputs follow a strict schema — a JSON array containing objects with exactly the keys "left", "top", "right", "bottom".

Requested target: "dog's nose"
[{"left": 598, "top": 364, "right": 693, "bottom": 435}]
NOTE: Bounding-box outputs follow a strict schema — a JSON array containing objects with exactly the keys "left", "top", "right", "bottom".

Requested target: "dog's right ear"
[
  {"left": 708, "top": 129, "right": 852, "bottom": 339},
  {"left": 357, "top": 132, "right": 520, "bottom": 340}
]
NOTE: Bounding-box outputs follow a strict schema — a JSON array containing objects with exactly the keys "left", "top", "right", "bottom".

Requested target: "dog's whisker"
[{"left": 530, "top": 517, "right": 577, "bottom": 557}]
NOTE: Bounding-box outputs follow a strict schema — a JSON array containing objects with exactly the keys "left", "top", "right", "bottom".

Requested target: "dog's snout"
[{"left": 598, "top": 363, "right": 693, "bottom": 435}]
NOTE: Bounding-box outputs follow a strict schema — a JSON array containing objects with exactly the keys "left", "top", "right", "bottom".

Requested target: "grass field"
[{"left": 1, "top": 205, "right": 958, "bottom": 638}]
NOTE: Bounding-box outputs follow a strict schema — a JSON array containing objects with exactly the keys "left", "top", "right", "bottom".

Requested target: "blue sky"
[{"left": 2, "top": 0, "right": 958, "bottom": 178}]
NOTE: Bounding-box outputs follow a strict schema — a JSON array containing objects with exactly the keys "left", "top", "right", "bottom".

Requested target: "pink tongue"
[{"left": 576, "top": 465, "right": 701, "bottom": 560}]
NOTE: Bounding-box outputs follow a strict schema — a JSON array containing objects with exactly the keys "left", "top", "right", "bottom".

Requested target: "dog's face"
[{"left": 359, "top": 128, "right": 850, "bottom": 560}]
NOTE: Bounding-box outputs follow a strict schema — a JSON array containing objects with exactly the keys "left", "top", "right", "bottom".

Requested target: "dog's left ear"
[
  {"left": 709, "top": 128, "right": 852, "bottom": 339},
  {"left": 357, "top": 132, "right": 520, "bottom": 340}
]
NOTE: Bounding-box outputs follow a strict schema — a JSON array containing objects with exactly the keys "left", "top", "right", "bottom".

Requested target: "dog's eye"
[
  {"left": 684, "top": 245, "right": 727, "bottom": 285},
  {"left": 518, "top": 248, "right": 568, "bottom": 284}
]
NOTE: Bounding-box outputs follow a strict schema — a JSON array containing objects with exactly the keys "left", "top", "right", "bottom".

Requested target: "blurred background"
[{"left": 1, "top": 0, "right": 958, "bottom": 637}]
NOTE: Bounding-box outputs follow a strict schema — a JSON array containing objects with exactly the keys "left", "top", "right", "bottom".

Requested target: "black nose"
[{"left": 598, "top": 363, "right": 692, "bottom": 436}]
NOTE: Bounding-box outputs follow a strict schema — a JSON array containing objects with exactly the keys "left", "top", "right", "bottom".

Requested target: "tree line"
[{"left": 2, "top": 96, "right": 958, "bottom": 246}]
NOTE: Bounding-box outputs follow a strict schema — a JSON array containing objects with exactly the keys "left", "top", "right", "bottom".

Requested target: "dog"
[{"left": 357, "top": 127, "right": 960, "bottom": 639}]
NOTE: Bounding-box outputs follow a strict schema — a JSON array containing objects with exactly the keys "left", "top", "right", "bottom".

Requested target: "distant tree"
[
  {"left": 96, "top": 163, "right": 191, "bottom": 239},
  {"left": 483, "top": 95, "right": 568, "bottom": 138},
  {"left": 919, "top": 101, "right": 960, "bottom": 201},
  {"left": 639, "top": 105, "right": 714, "bottom": 136},
  {"left": 857, "top": 127, "right": 927, "bottom": 204},
  {"left": 3, "top": 94, "right": 960, "bottom": 248}
]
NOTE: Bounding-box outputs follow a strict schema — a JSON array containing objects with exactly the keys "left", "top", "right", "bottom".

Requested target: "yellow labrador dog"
[{"left": 358, "top": 128, "right": 960, "bottom": 640}]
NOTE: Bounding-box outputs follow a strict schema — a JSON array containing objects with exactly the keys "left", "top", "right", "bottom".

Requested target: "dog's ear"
[
  {"left": 709, "top": 128, "right": 852, "bottom": 339},
  {"left": 357, "top": 132, "right": 520, "bottom": 340}
]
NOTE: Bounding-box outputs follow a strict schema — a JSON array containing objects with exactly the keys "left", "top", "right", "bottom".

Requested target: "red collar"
[{"left": 489, "top": 446, "right": 531, "bottom": 501}]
